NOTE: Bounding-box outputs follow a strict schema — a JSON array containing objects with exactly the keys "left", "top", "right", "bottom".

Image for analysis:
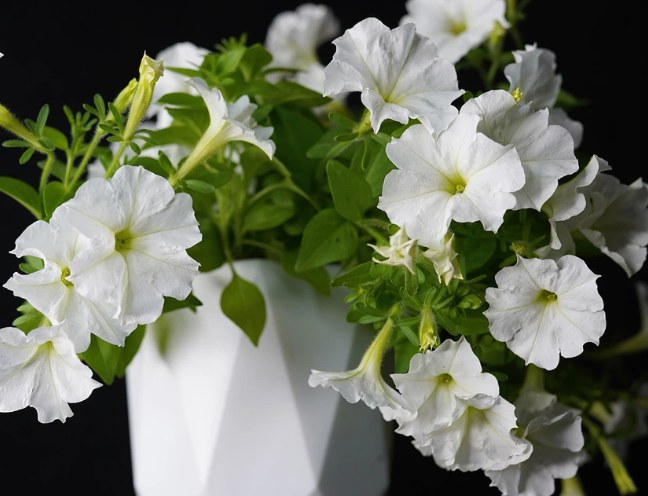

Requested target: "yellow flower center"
[
  {"left": 60, "top": 267, "right": 73, "bottom": 288},
  {"left": 438, "top": 373, "right": 453, "bottom": 385},
  {"left": 449, "top": 19, "right": 467, "bottom": 36},
  {"left": 511, "top": 87, "right": 524, "bottom": 103},
  {"left": 115, "top": 230, "right": 133, "bottom": 252},
  {"left": 539, "top": 289, "right": 558, "bottom": 302}
]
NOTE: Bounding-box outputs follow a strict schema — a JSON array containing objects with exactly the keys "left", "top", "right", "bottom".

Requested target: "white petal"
[
  {"left": 324, "top": 17, "right": 462, "bottom": 132},
  {"left": 428, "top": 396, "right": 532, "bottom": 471},
  {"left": 0, "top": 327, "right": 101, "bottom": 423},
  {"left": 485, "top": 255, "right": 605, "bottom": 370},
  {"left": 401, "top": 0, "right": 509, "bottom": 63}
]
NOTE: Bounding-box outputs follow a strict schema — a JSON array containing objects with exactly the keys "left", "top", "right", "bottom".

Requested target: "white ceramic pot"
[{"left": 126, "top": 259, "right": 392, "bottom": 496}]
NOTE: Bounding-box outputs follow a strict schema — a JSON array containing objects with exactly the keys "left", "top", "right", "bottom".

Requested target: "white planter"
[{"left": 126, "top": 259, "right": 392, "bottom": 496}]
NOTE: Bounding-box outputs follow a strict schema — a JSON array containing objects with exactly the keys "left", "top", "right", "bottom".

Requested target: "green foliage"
[{"left": 220, "top": 271, "right": 266, "bottom": 346}]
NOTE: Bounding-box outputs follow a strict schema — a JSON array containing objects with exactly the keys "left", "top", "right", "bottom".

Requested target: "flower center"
[
  {"left": 449, "top": 19, "right": 467, "bottom": 36},
  {"left": 60, "top": 267, "right": 73, "bottom": 288},
  {"left": 511, "top": 87, "right": 524, "bottom": 103},
  {"left": 115, "top": 230, "right": 133, "bottom": 252},
  {"left": 539, "top": 289, "right": 558, "bottom": 302},
  {"left": 438, "top": 373, "right": 453, "bottom": 385}
]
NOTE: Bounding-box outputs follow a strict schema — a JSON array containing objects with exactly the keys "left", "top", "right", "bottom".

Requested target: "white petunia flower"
[
  {"left": 4, "top": 216, "right": 136, "bottom": 352},
  {"left": 461, "top": 90, "right": 578, "bottom": 210},
  {"left": 577, "top": 173, "right": 648, "bottom": 277},
  {"left": 0, "top": 326, "right": 101, "bottom": 423},
  {"left": 323, "top": 17, "right": 464, "bottom": 133},
  {"left": 378, "top": 114, "right": 524, "bottom": 248},
  {"left": 151, "top": 41, "right": 210, "bottom": 128},
  {"left": 484, "top": 255, "right": 606, "bottom": 370},
  {"left": 401, "top": 0, "right": 509, "bottom": 63},
  {"left": 309, "top": 319, "right": 412, "bottom": 421},
  {"left": 416, "top": 394, "right": 532, "bottom": 472},
  {"left": 173, "top": 78, "right": 275, "bottom": 182},
  {"left": 540, "top": 156, "right": 648, "bottom": 276},
  {"left": 57, "top": 165, "right": 202, "bottom": 326},
  {"left": 391, "top": 337, "right": 499, "bottom": 440},
  {"left": 486, "top": 390, "right": 586, "bottom": 496},
  {"left": 504, "top": 44, "right": 583, "bottom": 148},
  {"left": 505, "top": 44, "right": 561, "bottom": 110},
  {"left": 265, "top": 3, "right": 340, "bottom": 94},
  {"left": 368, "top": 228, "right": 417, "bottom": 274},
  {"left": 538, "top": 154, "right": 604, "bottom": 255},
  {"left": 423, "top": 232, "right": 462, "bottom": 285}
]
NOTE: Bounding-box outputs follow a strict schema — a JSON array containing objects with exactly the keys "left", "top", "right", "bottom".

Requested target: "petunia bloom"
[
  {"left": 460, "top": 90, "right": 578, "bottom": 210},
  {"left": 4, "top": 215, "right": 136, "bottom": 352},
  {"left": 323, "top": 17, "right": 463, "bottom": 133},
  {"left": 309, "top": 319, "right": 412, "bottom": 421},
  {"left": 415, "top": 394, "right": 532, "bottom": 472},
  {"left": 504, "top": 44, "right": 583, "bottom": 148},
  {"left": 150, "top": 41, "right": 210, "bottom": 128},
  {"left": 368, "top": 228, "right": 417, "bottom": 274},
  {"left": 401, "top": 0, "right": 509, "bottom": 63},
  {"left": 0, "top": 326, "right": 101, "bottom": 423},
  {"left": 172, "top": 78, "right": 275, "bottom": 182},
  {"left": 391, "top": 337, "right": 499, "bottom": 440},
  {"left": 378, "top": 114, "right": 524, "bottom": 248},
  {"left": 484, "top": 255, "right": 606, "bottom": 370},
  {"left": 486, "top": 390, "right": 586, "bottom": 496},
  {"left": 265, "top": 3, "right": 340, "bottom": 94},
  {"left": 56, "top": 165, "right": 202, "bottom": 326},
  {"left": 539, "top": 156, "right": 648, "bottom": 276},
  {"left": 422, "top": 232, "right": 462, "bottom": 285}
]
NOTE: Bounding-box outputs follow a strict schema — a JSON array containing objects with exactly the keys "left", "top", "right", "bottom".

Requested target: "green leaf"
[
  {"left": 187, "top": 215, "right": 225, "bottom": 273},
  {"left": 12, "top": 313, "right": 43, "bottom": 333},
  {"left": 436, "top": 310, "right": 490, "bottom": 336},
  {"left": 361, "top": 134, "right": 395, "bottom": 197},
  {"left": 242, "top": 202, "right": 295, "bottom": 232},
  {"left": 331, "top": 261, "right": 376, "bottom": 287},
  {"left": 162, "top": 293, "right": 203, "bottom": 314},
  {"left": 280, "top": 250, "right": 331, "bottom": 296},
  {"left": 80, "top": 335, "right": 122, "bottom": 385},
  {"left": 271, "top": 107, "right": 322, "bottom": 189},
  {"left": 36, "top": 104, "right": 50, "bottom": 135},
  {"left": 157, "top": 92, "right": 203, "bottom": 108},
  {"left": 42, "top": 127, "right": 69, "bottom": 150},
  {"left": 42, "top": 181, "right": 69, "bottom": 219},
  {"left": 186, "top": 179, "right": 216, "bottom": 193},
  {"left": 220, "top": 272, "right": 266, "bottom": 346},
  {"left": 0, "top": 176, "right": 41, "bottom": 218},
  {"left": 19, "top": 147, "right": 35, "bottom": 164},
  {"left": 326, "top": 160, "right": 374, "bottom": 222},
  {"left": 295, "top": 209, "right": 358, "bottom": 272}
]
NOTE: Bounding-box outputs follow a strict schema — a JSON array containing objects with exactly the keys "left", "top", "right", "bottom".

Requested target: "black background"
[{"left": 0, "top": 1, "right": 646, "bottom": 495}]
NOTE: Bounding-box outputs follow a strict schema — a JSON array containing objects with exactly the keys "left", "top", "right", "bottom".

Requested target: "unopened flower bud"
[
  {"left": 0, "top": 104, "right": 45, "bottom": 151},
  {"left": 458, "top": 293, "right": 482, "bottom": 310},
  {"left": 113, "top": 78, "right": 138, "bottom": 115},
  {"left": 418, "top": 306, "right": 439, "bottom": 352},
  {"left": 123, "top": 54, "right": 164, "bottom": 140}
]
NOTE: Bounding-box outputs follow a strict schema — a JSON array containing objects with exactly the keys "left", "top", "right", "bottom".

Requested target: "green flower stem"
[
  {"left": 356, "top": 219, "right": 390, "bottom": 245},
  {"left": 68, "top": 129, "right": 104, "bottom": 191},
  {"left": 357, "top": 315, "right": 396, "bottom": 373},
  {"left": 104, "top": 140, "right": 129, "bottom": 179},
  {"left": 353, "top": 110, "right": 372, "bottom": 136},
  {"left": 521, "top": 363, "right": 545, "bottom": 392},
  {"left": 583, "top": 417, "right": 638, "bottom": 495},
  {"left": 38, "top": 152, "right": 55, "bottom": 210}
]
